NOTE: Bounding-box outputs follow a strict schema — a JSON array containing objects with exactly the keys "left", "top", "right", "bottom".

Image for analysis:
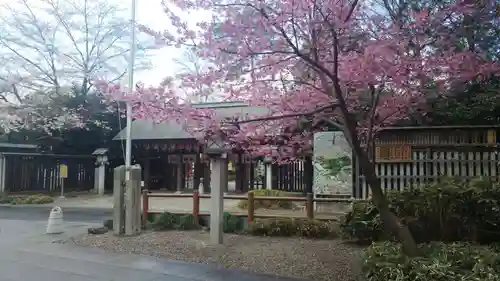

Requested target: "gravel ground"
[{"left": 71, "top": 231, "right": 363, "bottom": 281}]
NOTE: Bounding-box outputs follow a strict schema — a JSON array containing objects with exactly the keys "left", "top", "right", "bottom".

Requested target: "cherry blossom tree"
[
  {"left": 99, "top": 0, "right": 499, "bottom": 255},
  {"left": 0, "top": 86, "right": 85, "bottom": 134}
]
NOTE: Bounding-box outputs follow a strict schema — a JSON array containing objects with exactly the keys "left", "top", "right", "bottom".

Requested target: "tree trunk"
[
  {"left": 339, "top": 113, "right": 418, "bottom": 255},
  {"left": 355, "top": 145, "right": 418, "bottom": 256}
]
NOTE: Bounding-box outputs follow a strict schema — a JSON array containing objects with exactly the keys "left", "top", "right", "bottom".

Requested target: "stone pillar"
[
  {"left": 94, "top": 167, "right": 99, "bottom": 193},
  {"left": 94, "top": 155, "right": 108, "bottom": 196},
  {"left": 210, "top": 153, "right": 228, "bottom": 245},
  {"left": 265, "top": 158, "right": 273, "bottom": 190},
  {"left": 0, "top": 154, "right": 6, "bottom": 198},
  {"left": 125, "top": 164, "right": 142, "bottom": 236},
  {"left": 113, "top": 165, "right": 126, "bottom": 235}
]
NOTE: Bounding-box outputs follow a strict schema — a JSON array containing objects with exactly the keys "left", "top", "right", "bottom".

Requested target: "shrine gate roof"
[{"left": 112, "top": 101, "right": 270, "bottom": 141}]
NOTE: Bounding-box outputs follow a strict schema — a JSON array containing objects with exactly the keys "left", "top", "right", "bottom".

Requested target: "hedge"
[
  {"left": 340, "top": 178, "right": 500, "bottom": 244},
  {"left": 362, "top": 241, "right": 500, "bottom": 281}
]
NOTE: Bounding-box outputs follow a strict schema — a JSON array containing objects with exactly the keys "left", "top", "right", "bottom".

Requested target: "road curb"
[{"left": 0, "top": 204, "right": 113, "bottom": 212}]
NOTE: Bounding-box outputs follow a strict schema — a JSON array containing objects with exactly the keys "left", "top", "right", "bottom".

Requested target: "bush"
[
  {"left": 151, "top": 212, "right": 179, "bottom": 230},
  {"left": 362, "top": 241, "right": 500, "bottom": 281},
  {"left": 177, "top": 214, "right": 196, "bottom": 230},
  {"left": 223, "top": 212, "right": 242, "bottom": 233},
  {"left": 151, "top": 212, "right": 198, "bottom": 231},
  {"left": 236, "top": 189, "right": 295, "bottom": 210},
  {"left": 248, "top": 218, "right": 338, "bottom": 238},
  {"left": 340, "top": 201, "right": 383, "bottom": 243},
  {"left": 10, "top": 194, "right": 54, "bottom": 205},
  {"left": 340, "top": 178, "right": 500, "bottom": 244}
]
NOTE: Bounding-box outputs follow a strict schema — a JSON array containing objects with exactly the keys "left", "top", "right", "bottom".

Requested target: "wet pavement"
[{"left": 0, "top": 210, "right": 305, "bottom": 281}]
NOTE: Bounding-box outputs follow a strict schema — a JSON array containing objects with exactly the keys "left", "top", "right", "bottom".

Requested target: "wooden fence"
[
  {"left": 353, "top": 125, "right": 500, "bottom": 199},
  {"left": 141, "top": 190, "right": 356, "bottom": 227},
  {"left": 2, "top": 152, "right": 96, "bottom": 193}
]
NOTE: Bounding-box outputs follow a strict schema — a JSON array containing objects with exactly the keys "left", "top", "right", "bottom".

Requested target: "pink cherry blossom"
[{"left": 99, "top": 0, "right": 499, "bottom": 162}]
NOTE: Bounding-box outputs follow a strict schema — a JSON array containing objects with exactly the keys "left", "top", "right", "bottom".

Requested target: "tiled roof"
[{"left": 113, "top": 101, "right": 270, "bottom": 141}]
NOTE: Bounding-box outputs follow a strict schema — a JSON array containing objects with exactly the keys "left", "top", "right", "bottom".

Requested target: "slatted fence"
[
  {"left": 3, "top": 153, "right": 95, "bottom": 193},
  {"left": 353, "top": 126, "right": 500, "bottom": 199}
]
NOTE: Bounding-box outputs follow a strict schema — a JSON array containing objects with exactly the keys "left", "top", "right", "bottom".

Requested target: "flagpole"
[{"left": 125, "top": 0, "right": 137, "bottom": 180}]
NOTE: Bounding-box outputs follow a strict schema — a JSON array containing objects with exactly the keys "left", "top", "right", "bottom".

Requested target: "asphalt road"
[
  {"left": 0, "top": 206, "right": 112, "bottom": 223},
  {"left": 0, "top": 207, "right": 305, "bottom": 281}
]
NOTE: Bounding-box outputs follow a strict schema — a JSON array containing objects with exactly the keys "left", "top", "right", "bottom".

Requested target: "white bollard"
[{"left": 46, "top": 206, "right": 64, "bottom": 234}]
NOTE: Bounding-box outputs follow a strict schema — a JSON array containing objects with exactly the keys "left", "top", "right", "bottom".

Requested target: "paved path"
[{"left": 0, "top": 211, "right": 305, "bottom": 281}]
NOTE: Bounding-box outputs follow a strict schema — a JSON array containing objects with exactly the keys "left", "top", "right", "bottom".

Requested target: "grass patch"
[
  {"left": 0, "top": 194, "right": 54, "bottom": 205},
  {"left": 236, "top": 190, "right": 302, "bottom": 210},
  {"left": 248, "top": 218, "right": 339, "bottom": 239}
]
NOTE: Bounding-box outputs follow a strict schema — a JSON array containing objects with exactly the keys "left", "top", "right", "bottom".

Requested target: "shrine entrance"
[{"left": 133, "top": 139, "right": 206, "bottom": 192}]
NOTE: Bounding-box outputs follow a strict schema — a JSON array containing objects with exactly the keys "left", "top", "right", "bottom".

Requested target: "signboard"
[
  {"left": 375, "top": 145, "right": 412, "bottom": 161},
  {"left": 488, "top": 130, "right": 496, "bottom": 145},
  {"left": 313, "top": 131, "right": 353, "bottom": 195},
  {"left": 59, "top": 164, "right": 68, "bottom": 179},
  {"left": 133, "top": 142, "right": 200, "bottom": 153}
]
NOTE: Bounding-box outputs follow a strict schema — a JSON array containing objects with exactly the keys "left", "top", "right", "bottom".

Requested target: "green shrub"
[
  {"left": 10, "top": 194, "right": 54, "bottom": 205},
  {"left": 237, "top": 189, "right": 294, "bottom": 210},
  {"left": 151, "top": 212, "right": 179, "bottom": 230},
  {"left": 248, "top": 218, "right": 338, "bottom": 238},
  {"left": 223, "top": 212, "right": 242, "bottom": 233},
  {"left": 340, "top": 178, "right": 500, "bottom": 244},
  {"left": 362, "top": 241, "right": 500, "bottom": 281},
  {"left": 177, "top": 214, "right": 196, "bottom": 230},
  {"left": 151, "top": 212, "right": 199, "bottom": 231},
  {"left": 340, "top": 201, "right": 383, "bottom": 243}
]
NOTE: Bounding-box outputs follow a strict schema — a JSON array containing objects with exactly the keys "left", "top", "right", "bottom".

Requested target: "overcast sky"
[{"left": 134, "top": 0, "right": 207, "bottom": 86}]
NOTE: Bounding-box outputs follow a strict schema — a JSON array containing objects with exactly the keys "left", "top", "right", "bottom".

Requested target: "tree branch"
[{"left": 231, "top": 102, "right": 339, "bottom": 124}]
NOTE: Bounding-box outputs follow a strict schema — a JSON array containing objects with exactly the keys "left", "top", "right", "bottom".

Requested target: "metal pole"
[
  {"left": 60, "top": 179, "right": 65, "bottom": 198},
  {"left": 125, "top": 0, "right": 137, "bottom": 181}
]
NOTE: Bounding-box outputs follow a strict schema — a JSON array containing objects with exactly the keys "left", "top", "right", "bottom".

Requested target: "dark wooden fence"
[
  {"left": 4, "top": 153, "right": 95, "bottom": 193},
  {"left": 248, "top": 160, "right": 266, "bottom": 190},
  {"left": 105, "top": 157, "right": 124, "bottom": 192},
  {"left": 271, "top": 157, "right": 313, "bottom": 193},
  {"left": 105, "top": 154, "right": 314, "bottom": 194}
]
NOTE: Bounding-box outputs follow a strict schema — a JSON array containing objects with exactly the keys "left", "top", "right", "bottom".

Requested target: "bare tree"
[
  {"left": 173, "top": 48, "right": 213, "bottom": 102},
  {"left": 0, "top": 0, "right": 154, "bottom": 96}
]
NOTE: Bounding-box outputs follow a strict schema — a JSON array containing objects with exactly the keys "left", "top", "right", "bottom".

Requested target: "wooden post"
[
  {"left": 306, "top": 193, "right": 314, "bottom": 219},
  {"left": 247, "top": 192, "right": 254, "bottom": 224},
  {"left": 193, "top": 190, "right": 200, "bottom": 227},
  {"left": 142, "top": 189, "right": 149, "bottom": 228}
]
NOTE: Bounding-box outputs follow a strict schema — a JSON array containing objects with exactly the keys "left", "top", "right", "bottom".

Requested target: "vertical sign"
[
  {"left": 59, "top": 164, "right": 68, "bottom": 198},
  {"left": 59, "top": 164, "right": 68, "bottom": 178}
]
